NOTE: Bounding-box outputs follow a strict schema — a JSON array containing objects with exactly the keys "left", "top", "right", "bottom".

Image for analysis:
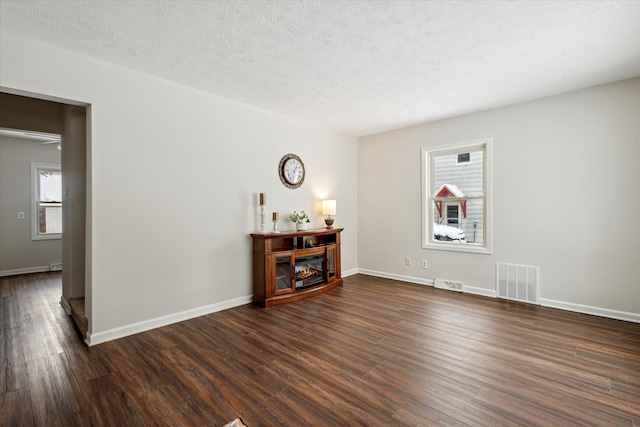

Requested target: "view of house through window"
[
  {"left": 32, "top": 164, "right": 62, "bottom": 239},
  {"left": 422, "top": 138, "right": 492, "bottom": 253}
]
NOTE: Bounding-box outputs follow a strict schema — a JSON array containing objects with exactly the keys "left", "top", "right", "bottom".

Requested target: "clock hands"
[{"left": 285, "top": 162, "right": 302, "bottom": 182}]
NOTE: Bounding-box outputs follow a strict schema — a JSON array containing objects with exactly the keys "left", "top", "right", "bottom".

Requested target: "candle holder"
[
  {"left": 271, "top": 212, "right": 280, "bottom": 233},
  {"left": 259, "top": 205, "right": 267, "bottom": 233}
]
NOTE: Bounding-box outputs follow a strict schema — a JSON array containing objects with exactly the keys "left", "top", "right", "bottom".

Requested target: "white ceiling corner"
[{"left": 1, "top": 0, "right": 639, "bottom": 137}]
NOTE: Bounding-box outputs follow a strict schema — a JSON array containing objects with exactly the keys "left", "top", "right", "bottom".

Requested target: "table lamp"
[{"left": 322, "top": 200, "right": 336, "bottom": 229}]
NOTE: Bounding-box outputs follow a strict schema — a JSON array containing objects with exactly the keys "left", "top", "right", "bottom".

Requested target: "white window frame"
[
  {"left": 422, "top": 137, "right": 493, "bottom": 254},
  {"left": 31, "top": 163, "right": 62, "bottom": 241}
]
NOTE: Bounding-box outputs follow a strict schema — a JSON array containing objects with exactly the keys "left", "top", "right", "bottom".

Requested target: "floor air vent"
[
  {"left": 496, "top": 262, "right": 539, "bottom": 304},
  {"left": 434, "top": 279, "right": 463, "bottom": 292}
]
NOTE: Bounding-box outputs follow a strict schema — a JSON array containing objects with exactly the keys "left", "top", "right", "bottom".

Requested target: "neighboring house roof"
[{"left": 435, "top": 183, "right": 464, "bottom": 198}]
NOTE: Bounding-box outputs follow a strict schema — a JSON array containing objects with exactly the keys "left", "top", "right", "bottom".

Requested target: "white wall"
[
  {"left": 359, "top": 78, "right": 640, "bottom": 320},
  {"left": 0, "top": 136, "right": 62, "bottom": 272},
  {"left": 1, "top": 33, "right": 358, "bottom": 342}
]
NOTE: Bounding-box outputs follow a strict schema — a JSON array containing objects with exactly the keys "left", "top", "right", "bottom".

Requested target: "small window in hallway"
[{"left": 32, "top": 164, "right": 62, "bottom": 239}]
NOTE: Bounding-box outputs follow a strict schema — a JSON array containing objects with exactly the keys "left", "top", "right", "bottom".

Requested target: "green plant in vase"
[{"left": 289, "top": 210, "right": 311, "bottom": 231}]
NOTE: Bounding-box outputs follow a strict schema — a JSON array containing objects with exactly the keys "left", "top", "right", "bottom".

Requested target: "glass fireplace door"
[
  {"left": 294, "top": 249, "right": 325, "bottom": 289},
  {"left": 274, "top": 255, "right": 293, "bottom": 294}
]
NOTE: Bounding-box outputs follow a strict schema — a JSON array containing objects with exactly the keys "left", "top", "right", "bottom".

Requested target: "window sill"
[
  {"left": 32, "top": 234, "right": 62, "bottom": 241},
  {"left": 423, "top": 241, "right": 492, "bottom": 254}
]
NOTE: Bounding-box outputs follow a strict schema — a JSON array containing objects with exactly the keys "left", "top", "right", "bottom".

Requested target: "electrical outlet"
[
  {"left": 18, "top": 212, "right": 25, "bottom": 220},
  {"left": 421, "top": 259, "right": 428, "bottom": 269},
  {"left": 405, "top": 257, "right": 412, "bottom": 266}
]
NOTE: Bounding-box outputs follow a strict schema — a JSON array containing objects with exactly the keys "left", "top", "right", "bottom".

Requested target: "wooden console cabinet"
[{"left": 251, "top": 228, "right": 343, "bottom": 307}]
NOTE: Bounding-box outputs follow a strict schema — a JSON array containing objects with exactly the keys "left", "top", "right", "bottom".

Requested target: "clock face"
[
  {"left": 284, "top": 159, "right": 303, "bottom": 184},
  {"left": 279, "top": 154, "right": 305, "bottom": 189}
]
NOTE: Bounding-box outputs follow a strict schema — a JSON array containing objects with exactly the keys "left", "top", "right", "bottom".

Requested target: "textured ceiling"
[{"left": 1, "top": 1, "right": 639, "bottom": 137}]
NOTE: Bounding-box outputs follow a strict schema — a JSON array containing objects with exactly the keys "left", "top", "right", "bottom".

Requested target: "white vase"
[{"left": 296, "top": 222, "right": 307, "bottom": 231}]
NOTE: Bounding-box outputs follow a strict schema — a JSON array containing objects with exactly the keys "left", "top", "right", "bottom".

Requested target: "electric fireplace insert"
[{"left": 294, "top": 253, "right": 325, "bottom": 289}]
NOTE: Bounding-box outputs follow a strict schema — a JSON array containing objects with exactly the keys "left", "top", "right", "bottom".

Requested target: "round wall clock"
[{"left": 278, "top": 153, "right": 305, "bottom": 189}]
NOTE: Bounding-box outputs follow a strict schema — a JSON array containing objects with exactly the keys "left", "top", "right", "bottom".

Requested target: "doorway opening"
[{"left": 0, "top": 91, "right": 89, "bottom": 341}]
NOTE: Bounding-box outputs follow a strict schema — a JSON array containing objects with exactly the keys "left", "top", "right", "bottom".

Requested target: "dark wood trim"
[{"left": 258, "top": 279, "right": 342, "bottom": 307}]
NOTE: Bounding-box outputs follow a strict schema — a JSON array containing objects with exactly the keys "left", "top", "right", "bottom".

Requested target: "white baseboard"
[
  {"left": 463, "top": 285, "right": 496, "bottom": 298},
  {"left": 342, "top": 268, "right": 359, "bottom": 277},
  {"left": 358, "top": 269, "right": 495, "bottom": 297},
  {"left": 540, "top": 298, "right": 640, "bottom": 324},
  {"left": 83, "top": 270, "right": 639, "bottom": 346},
  {"left": 354, "top": 269, "right": 638, "bottom": 323},
  {"left": 0, "top": 266, "right": 52, "bottom": 277},
  {"left": 85, "top": 294, "right": 253, "bottom": 346},
  {"left": 85, "top": 269, "right": 366, "bottom": 345},
  {"left": 357, "top": 268, "right": 434, "bottom": 286}
]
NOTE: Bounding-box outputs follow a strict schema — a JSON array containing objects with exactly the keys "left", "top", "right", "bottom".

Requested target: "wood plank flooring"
[{"left": 1, "top": 272, "right": 639, "bottom": 426}]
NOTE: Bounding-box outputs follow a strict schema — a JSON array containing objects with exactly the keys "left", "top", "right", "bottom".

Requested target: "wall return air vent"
[
  {"left": 434, "top": 279, "right": 463, "bottom": 292},
  {"left": 496, "top": 262, "right": 539, "bottom": 304}
]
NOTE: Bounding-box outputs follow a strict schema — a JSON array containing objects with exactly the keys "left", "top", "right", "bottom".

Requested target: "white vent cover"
[
  {"left": 496, "top": 262, "right": 539, "bottom": 304},
  {"left": 434, "top": 279, "right": 463, "bottom": 292}
]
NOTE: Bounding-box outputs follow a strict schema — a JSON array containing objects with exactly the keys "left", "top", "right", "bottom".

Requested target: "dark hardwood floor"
[{"left": 1, "top": 272, "right": 639, "bottom": 426}]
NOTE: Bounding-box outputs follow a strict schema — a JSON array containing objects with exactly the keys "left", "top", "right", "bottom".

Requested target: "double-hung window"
[
  {"left": 422, "top": 137, "right": 492, "bottom": 254},
  {"left": 31, "top": 163, "right": 62, "bottom": 240}
]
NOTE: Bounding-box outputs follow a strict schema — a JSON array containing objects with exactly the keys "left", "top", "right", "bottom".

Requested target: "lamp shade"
[{"left": 322, "top": 199, "right": 336, "bottom": 216}]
